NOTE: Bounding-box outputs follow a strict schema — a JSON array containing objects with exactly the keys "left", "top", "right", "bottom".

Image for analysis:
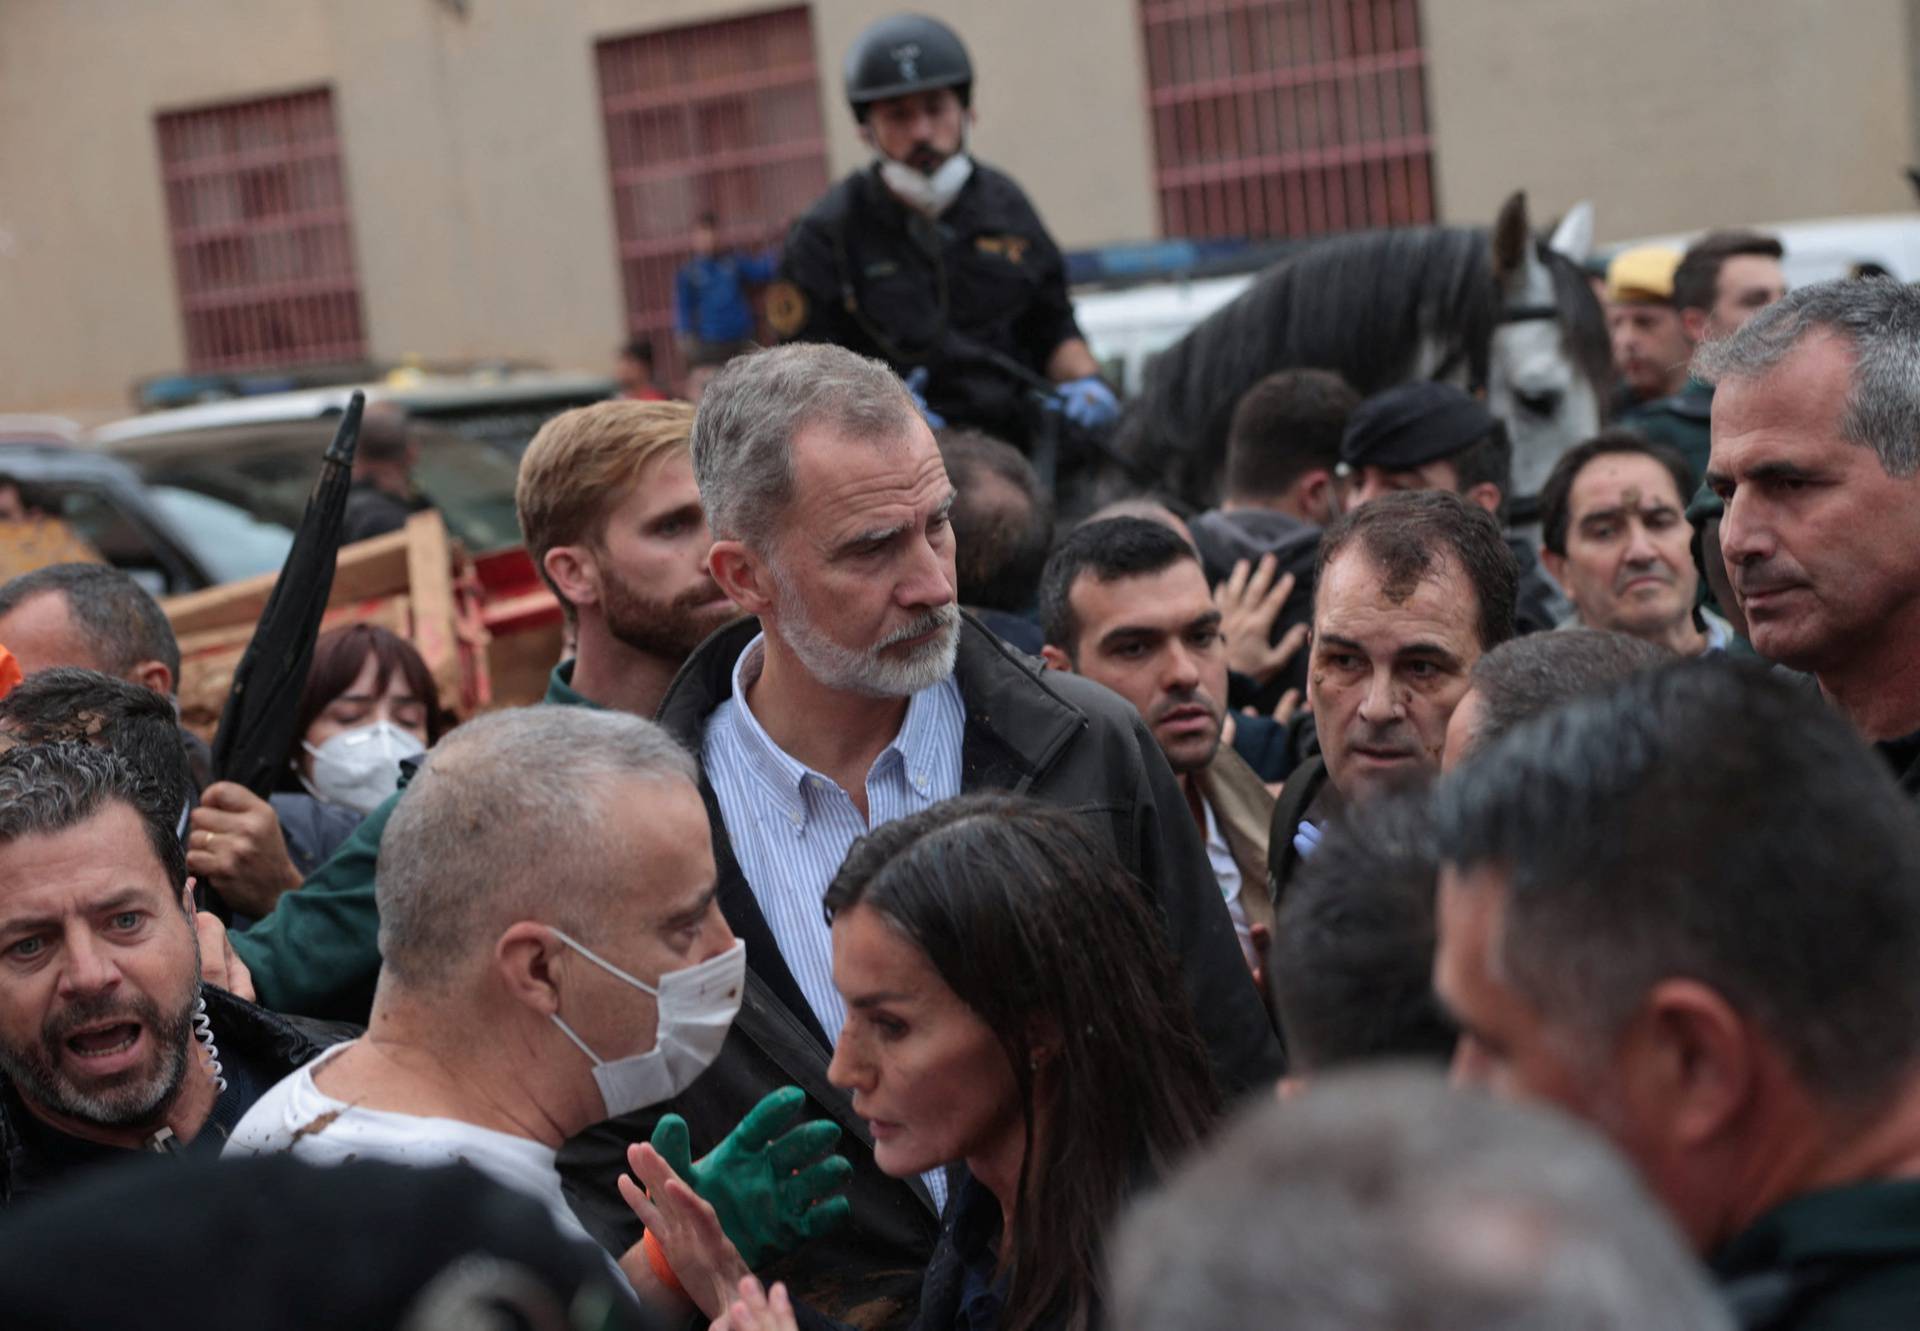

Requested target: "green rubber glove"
[{"left": 650, "top": 1085, "right": 854, "bottom": 1269}]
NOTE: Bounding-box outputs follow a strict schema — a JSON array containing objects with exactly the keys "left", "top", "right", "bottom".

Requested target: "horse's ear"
[
  {"left": 1491, "top": 190, "right": 1530, "bottom": 281},
  {"left": 1548, "top": 201, "right": 1595, "bottom": 264}
]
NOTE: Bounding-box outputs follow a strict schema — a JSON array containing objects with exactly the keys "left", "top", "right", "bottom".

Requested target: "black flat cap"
[{"left": 1341, "top": 382, "right": 1496, "bottom": 470}]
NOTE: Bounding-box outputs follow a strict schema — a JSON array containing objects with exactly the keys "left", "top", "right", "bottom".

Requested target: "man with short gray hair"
[
  {"left": 1110, "top": 1067, "right": 1731, "bottom": 1331},
  {"left": 1434, "top": 661, "right": 1920, "bottom": 1325},
  {"left": 228, "top": 707, "right": 850, "bottom": 1302},
  {"left": 558, "top": 342, "right": 1281, "bottom": 1327},
  {"left": 1699, "top": 277, "right": 1920, "bottom": 792}
]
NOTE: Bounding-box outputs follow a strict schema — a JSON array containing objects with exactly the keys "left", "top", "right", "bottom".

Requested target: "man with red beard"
[
  {"left": 0, "top": 742, "right": 332, "bottom": 1205},
  {"left": 228, "top": 401, "right": 739, "bottom": 1021}
]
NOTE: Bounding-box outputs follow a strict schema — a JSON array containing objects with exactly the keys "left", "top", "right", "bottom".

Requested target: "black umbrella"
[{"left": 209, "top": 391, "right": 364, "bottom": 805}]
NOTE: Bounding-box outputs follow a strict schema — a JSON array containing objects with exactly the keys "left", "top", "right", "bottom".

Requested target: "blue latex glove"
[
  {"left": 903, "top": 367, "right": 947, "bottom": 430},
  {"left": 1054, "top": 375, "right": 1120, "bottom": 430}
]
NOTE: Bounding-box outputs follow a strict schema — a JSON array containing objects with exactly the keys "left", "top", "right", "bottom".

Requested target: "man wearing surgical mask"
[
  {"left": 768, "top": 13, "right": 1116, "bottom": 452},
  {"left": 225, "top": 707, "right": 851, "bottom": 1305}
]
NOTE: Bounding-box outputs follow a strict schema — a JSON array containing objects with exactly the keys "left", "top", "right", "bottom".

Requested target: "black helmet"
[{"left": 844, "top": 13, "right": 972, "bottom": 120}]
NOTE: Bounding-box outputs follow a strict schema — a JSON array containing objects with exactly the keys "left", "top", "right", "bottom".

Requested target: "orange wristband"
[{"left": 642, "top": 1230, "right": 687, "bottom": 1298}]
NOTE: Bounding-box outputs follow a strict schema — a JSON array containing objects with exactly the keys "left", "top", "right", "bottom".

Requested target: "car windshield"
[{"left": 115, "top": 423, "right": 526, "bottom": 575}]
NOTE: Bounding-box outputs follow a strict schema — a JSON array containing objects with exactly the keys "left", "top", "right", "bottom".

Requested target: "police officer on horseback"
[{"left": 768, "top": 13, "right": 1118, "bottom": 461}]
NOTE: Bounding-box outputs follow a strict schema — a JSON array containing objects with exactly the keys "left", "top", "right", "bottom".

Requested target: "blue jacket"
[{"left": 676, "top": 252, "right": 776, "bottom": 342}]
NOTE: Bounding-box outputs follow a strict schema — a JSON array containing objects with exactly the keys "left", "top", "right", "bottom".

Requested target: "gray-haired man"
[
  {"left": 227, "top": 707, "right": 849, "bottom": 1305},
  {"left": 1699, "top": 278, "right": 1920, "bottom": 793},
  {"left": 557, "top": 342, "right": 1281, "bottom": 1329}
]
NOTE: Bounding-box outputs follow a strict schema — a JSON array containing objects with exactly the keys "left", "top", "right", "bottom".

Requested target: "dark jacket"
[
  {"left": 1510, "top": 534, "right": 1569, "bottom": 636},
  {"left": 267, "top": 791, "right": 363, "bottom": 880},
  {"left": 1714, "top": 1178, "right": 1920, "bottom": 1330},
  {"left": 1266, "top": 753, "right": 1336, "bottom": 910},
  {"left": 556, "top": 615, "right": 1282, "bottom": 1328},
  {"left": 1877, "top": 732, "right": 1920, "bottom": 801},
  {"left": 777, "top": 164, "right": 1081, "bottom": 449},
  {"left": 341, "top": 481, "right": 429, "bottom": 546},
  {"left": 0, "top": 985, "right": 345, "bottom": 1207},
  {"left": 1619, "top": 378, "right": 1714, "bottom": 490}
]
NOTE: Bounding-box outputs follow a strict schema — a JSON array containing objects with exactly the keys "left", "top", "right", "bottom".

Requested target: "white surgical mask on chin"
[
  {"left": 547, "top": 931, "right": 746, "bottom": 1120},
  {"left": 878, "top": 150, "right": 974, "bottom": 217},
  {"left": 300, "top": 720, "right": 425, "bottom": 815}
]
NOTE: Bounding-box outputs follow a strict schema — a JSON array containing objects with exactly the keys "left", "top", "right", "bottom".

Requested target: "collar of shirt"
[{"left": 722, "top": 634, "right": 953, "bottom": 829}]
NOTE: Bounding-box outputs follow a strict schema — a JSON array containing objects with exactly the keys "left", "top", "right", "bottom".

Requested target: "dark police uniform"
[
  {"left": 767, "top": 163, "right": 1082, "bottom": 449},
  {"left": 1714, "top": 1178, "right": 1920, "bottom": 1329}
]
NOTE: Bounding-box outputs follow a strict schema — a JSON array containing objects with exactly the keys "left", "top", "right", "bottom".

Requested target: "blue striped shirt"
[{"left": 703, "top": 634, "right": 964, "bottom": 1211}]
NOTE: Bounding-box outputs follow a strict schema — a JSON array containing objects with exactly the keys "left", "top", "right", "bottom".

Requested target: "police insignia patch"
[{"left": 765, "top": 281, "right": 808, "bottom": 337}]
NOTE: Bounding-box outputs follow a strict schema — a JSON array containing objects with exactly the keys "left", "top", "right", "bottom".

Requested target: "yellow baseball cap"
[{"left": 1606, "top": 246, "right": 1682, "bottom": 304}]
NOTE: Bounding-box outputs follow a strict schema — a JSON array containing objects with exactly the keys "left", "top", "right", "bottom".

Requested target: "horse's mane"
[
  {"left": 1542, "top": 242, "right": 1613, "bottom": 406},
  {"left": 1115, "top": 226, "right": 1500, "bottom": 505}
]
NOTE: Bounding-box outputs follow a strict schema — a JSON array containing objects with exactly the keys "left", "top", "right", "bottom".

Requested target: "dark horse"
[{"left": 1097, "top": 192, "right": 1611, "bottom": 516}]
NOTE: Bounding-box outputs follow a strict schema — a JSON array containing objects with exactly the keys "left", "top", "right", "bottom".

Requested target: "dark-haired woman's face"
[
  {"left": 827, "top": 906, "right": 1022, "bottom": 1182},
  {"left": 299, "top": 654, "right": 429, "bottom": 776}
]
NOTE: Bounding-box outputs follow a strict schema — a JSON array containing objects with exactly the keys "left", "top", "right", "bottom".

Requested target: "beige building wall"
[
  {"left": 1425, "top": 0, "right": 1918, "bottom": 241},
  {"left": 0, "top": 0, "right": 1155, "bottom": 419}
]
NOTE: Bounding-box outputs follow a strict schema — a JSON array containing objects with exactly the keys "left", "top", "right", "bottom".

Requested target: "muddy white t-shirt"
[{"left": 225, "top": 1043, "right": 623, "bottom": 1282}]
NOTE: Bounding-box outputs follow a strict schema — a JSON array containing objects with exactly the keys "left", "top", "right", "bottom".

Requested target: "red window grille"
[
  {"left": 596, "top": 6, "right": 830, "bottom": 370},
  {"left": 154, "top": 88, "right": 367, "bottom": 371},
  {"left": 1140, "top": 0, "right": 1436, "bottom": 241}
]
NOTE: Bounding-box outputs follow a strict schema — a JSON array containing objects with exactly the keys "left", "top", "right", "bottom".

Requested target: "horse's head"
[{"left": 1486, "top": 192, "right": 1611, "bottom": 507}]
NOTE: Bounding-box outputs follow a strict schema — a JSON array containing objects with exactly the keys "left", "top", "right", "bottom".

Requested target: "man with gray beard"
[
  {"left": 556, "top": 343, "right": 1280, "bottom": 1329},
  {"left": 0, "top": 743, "right": 336, "bottom": 1207}
]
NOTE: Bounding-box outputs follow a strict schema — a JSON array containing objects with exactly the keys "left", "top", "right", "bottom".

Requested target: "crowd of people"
[{"left": 5, "top": 11, "right": 1920, "bottom": 1331}]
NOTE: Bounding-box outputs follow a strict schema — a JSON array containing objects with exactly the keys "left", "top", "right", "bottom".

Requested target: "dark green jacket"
[
  {"left": 1619, "top": 378, "right": 1713, "bottom": 490},
  {"left": 1715, "top": 1179, "right": 1920, "bottom": 1329},
  {"left": 228, "top": 663, "right": 594, "bottom": 1021}
]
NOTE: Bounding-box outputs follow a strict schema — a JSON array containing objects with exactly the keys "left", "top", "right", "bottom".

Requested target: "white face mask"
[
  {"left": 878, "top": 151, "right": 974, "bottom": 217},
  {"left": 547, "top": 931, "right": 745, "bottom": 1120},
  {"left": 301, "top": 720, "right": 426, "bottom": 815}
]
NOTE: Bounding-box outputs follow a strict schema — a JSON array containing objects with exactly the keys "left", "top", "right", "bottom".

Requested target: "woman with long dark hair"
[{"left": 623, "top": 792, "right": 1220, "bottom": 1331}]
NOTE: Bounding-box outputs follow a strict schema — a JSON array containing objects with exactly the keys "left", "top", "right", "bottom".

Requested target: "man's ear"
[
  {"left": 709, "top": 539, "right": 776, "bottom": 616},
  {"left": 1681, "top": 307, "right": 1711, "bottom": 345},
  {"left": 1539, "top": 546, "right": 1567, "bottom": 586},
  {"left": 1287, "top": 469, "right": 1336, "bottom": 524},
  {"left": 496, "top": 921, "right": 566, "bottom": 1018},
  {"left": 1462, "top": 482, "right": 1504, "bottom": 518},
  {"left": 132, "top": 660, "right": 174, "bottom": 698},
  {"left": 1038, "top": 644, "right": 1074, "bottom": 673},
  {"left": 543, "top": 544, "right": 601, "bottom": 615},
  {"left": 1619, "top": 978, "right": 1757, "bottom": 1152}
]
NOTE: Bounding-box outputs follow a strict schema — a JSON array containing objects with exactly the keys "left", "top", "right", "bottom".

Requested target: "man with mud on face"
[{"left": 1267, "top": 491, "right": 1517, "bottom": 905}]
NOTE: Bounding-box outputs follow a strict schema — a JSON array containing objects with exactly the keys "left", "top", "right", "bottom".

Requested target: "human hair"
[
  {"left": 1538, "top": 431, "right": 1696, "bottom": 557},
  {"left": 1315, "top": 491, "right": 1516, "bottom": 650},
  {"left": 1447, "top": 419, "right": 1512, "bottom": 522},
  {"left": 1672, "top": 229, "right": 1784, "bottom": 315},
  {"left": 0, "top": 667, "right": 196, "bottom": 832},
  {"left": 1270, "top": 796, "right": 1453, "bottom": 1071},
  {"left": 1037, "top": 517, "right": 1199, "bottom": 658},
  {"left": 0, "top": 742, "right": 187, "bottom": 898},
  {"left": 689, "top": 343, "right": 917, "bottom": 550},
  {"left": 1458, "top": 630, "right": 1669, "bottom": 762},
  {"left": 1694, "top": 277, "right": 1920, "bottom": 477},
  {"left": 289, "top": 623, "right": 447, "bottom": 774},
  {"left": 823, "top": 794, "right": 1219, "bottom": 1331},
  {"left": 1435, "top": 660, "right": 1920, "bottom": 1114},
  {"left": 376, "top": 707, "right": 697, "bottom": 989},
  {"left": 937, "top": 428, "right": 1052, "bottom": 613},
  {"left": 1223, "top": 368, "right": 1359, "bottom": 502},
  {"left": 355, "top": 402, "right": 413, "bottom": 466},
  {"left": 0, "top": 562, "right": 181, "bottom": 685},
  {"left": 0, "top": 473, "right": 57, "bottom": 517},
  {"left": 516, "top": 399, "right": 697, "bottom": 620},
  {"left": 1109, "top": 1067, "right": 1734, "bottom": 1331},
  {"left": 621, "top": 338, "right": 655, "bottom": 366}
]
